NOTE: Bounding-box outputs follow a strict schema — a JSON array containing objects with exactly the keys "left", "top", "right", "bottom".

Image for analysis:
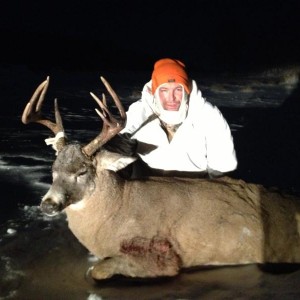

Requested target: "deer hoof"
[{"left": 90, "top": 264, "right": 114, "bottom": 281}]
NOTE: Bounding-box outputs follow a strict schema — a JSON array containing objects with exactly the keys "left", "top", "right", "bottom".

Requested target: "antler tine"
[
  {"left": 89, "top": 92, "right": 118, "bottom": 128},
  {"left": 83, "top": 77, "right": 126, "bottom": 157},
  {"left": 100, "top": 76, "right": 126, "bottom": 120},
  {"left": 21, "top": 78, "right": 49, "bottom": 124},
  {"left": 54, "top": 98, "right": 64, "bottom": 132},
  {"left": 21, "top": 77, "right": 64, "bottom": 135}
]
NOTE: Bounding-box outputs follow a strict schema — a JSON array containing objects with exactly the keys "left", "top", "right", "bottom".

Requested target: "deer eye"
[{"left": 76, "top": 167, "right": 87, "bottom": 177}]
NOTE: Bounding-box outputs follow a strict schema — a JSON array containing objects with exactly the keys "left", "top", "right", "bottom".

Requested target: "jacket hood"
[{"left": 141, "top": 79, "right": 206, "bottom": 122}]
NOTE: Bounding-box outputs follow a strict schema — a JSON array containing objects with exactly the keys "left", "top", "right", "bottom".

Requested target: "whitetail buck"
[{"left": 22, "top": 77, "right": 300, "bottom": 281}]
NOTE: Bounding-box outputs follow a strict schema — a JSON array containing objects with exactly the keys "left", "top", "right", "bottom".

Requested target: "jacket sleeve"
[
  {"left": 120, "top": 99, "right": 153, "bottom": 135},
  {"left": 203, "top": 104, "right": 238, "bottom": 173}
]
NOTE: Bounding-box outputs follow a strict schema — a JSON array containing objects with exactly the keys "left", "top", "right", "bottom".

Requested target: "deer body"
[
  {"left": 49, "top": 147, "right": 300, "bottom": 280},
  {"left": 22, "top": 77, "right": 300, "bottom": 281}
]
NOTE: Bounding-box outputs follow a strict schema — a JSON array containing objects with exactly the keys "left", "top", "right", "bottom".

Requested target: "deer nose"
[{"left": 40, "top": 199, "right": 63, "bottom": 216}]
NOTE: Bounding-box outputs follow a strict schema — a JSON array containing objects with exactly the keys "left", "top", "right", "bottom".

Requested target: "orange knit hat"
[{"left": 151, "top": 58, "right": 191, "bottom": 94}]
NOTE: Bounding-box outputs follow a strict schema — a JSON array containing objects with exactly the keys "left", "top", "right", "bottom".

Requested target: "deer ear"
[
  {"left": 97, "top": 150, "right": 137, "bottom": 171},
  {"left": 106, "top": 156, "right": 138, "bottom": 172}
]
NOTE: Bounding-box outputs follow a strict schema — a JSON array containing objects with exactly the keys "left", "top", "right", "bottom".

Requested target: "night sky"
[{"left": 1, "top": 0, "right": 300, "bottom": 73}]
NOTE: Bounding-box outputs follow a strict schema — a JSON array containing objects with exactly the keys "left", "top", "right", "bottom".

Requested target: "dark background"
[
  {"left": 1, "top": 0, "right": 300, "bottom": 194},
  {"left": 1, "top": 0, "right": 300, "bottom": 73}
]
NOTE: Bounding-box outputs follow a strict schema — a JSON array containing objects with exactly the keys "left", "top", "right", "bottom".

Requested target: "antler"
[
  {"left": 82, "top": 76, "right": 126, "bottom": 157},
  {"left": 22, "top": 77, "right": 66, "bottom": 151}
]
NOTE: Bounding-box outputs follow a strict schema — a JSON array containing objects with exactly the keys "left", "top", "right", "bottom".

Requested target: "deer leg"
[
  {"left": 91, "top": 236, "right": 182, "bottom": 280},
  {"left": 90, "top": 257, "right": 122, "bottom": 280}
]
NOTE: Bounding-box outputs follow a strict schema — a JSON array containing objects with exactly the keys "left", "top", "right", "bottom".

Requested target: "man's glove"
[{"left": 104, "top": 133, "right": 138, "bottom": 156}]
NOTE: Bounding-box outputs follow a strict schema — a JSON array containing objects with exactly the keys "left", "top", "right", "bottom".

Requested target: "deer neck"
[{"left": 65, "top": 169, "right": 125, "bottom": 257}]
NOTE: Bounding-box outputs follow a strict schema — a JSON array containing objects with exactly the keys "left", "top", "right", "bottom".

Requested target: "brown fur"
[{"left": 41, "top": 148, "right": 300, "bottom": 280}]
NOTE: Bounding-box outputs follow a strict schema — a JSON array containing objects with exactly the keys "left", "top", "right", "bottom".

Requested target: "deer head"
[{"left": 22, "top": 77, "right": 127, "bottom": 215}]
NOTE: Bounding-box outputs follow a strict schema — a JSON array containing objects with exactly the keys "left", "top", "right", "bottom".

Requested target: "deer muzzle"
[{"left": 40, "top": 198, "right": 64, "bottom": 216}]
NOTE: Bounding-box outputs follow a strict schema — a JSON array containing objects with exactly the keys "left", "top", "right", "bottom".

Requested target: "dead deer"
[{"left": 22, "top": 77, "right": 300, "bottom": 281}]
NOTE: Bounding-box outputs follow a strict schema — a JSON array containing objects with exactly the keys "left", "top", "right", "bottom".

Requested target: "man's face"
[{"left": 158, "top": 83, "right": 184, "bottom": 111}]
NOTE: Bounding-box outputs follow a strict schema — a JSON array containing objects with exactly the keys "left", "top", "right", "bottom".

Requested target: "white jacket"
[{"left": 121, "top": 80, "right": 237, "bottom": 173}]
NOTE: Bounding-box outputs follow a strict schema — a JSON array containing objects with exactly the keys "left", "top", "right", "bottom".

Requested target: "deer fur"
[{"left": 41, "top": 145, "right": 300, "bottom": 280}]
